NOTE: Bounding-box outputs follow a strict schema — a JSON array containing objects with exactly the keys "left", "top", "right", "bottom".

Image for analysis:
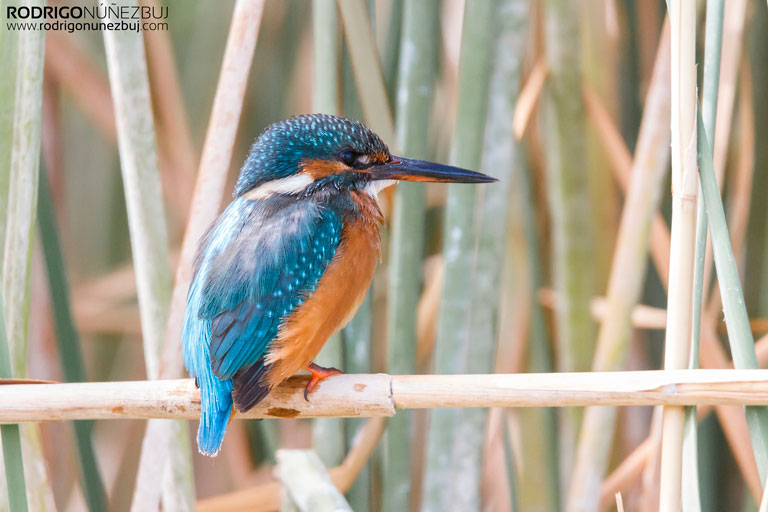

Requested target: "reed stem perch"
[{"left": 3, "top": 370, "right": 768, "bottom": 423}]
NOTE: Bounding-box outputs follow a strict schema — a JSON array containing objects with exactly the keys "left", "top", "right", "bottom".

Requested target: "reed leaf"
[
  {"left": 0, "top": 291, "right": 27, "bottom": 512},
  {"left": 2, "top": 4, "right": 55, "bottom": 507},
  {"left": 684, "top": 1, "right": 724, "bottom": 509},
  {"left": 37, "top": 166, "right": 107, "bottom": 511},
  {"left": 101, "top": 3, "right": 193, "bottom": 510},
  {"left": 422, "top": 1, "right": 498, "bottom": 509},
  {"left": 697, "top": 109, "right": 768, "bottom": 484}
]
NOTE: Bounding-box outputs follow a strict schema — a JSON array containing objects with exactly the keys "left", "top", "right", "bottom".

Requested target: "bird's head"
[{"left": 234, "top": 114, "right": 495, "bottom": 200}]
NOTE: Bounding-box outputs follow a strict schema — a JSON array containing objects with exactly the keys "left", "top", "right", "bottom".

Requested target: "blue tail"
[
  {"left": 183, "top": 274, "right": 234, "bottom": 456},
  {"left": 197, "top": 374, "right": 233, "bottom": 456}
]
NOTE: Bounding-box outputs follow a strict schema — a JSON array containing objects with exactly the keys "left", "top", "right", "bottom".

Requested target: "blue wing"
[{"left": 183, "top": 195, "right": 342, "bottom": 432}]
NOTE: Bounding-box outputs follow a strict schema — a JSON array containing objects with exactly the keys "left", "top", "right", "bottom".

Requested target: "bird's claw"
[{"left": 303, "top": 362, "right": 343, "bottom": 401}]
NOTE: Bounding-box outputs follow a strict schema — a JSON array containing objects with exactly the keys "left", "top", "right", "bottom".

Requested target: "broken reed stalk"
[
  {"left": 566, "top": 21, "right": 671, "bottom": 512},
  {"left": 130, "top": 1, "right": 265, "bottom": 510},
  {"left": 383, "top": 0, "right": 439, "bottom": 509},
  {"left": 278, "top": 450, "right": 354, "bottom": 511},
  {"left": 6, "top": 370, "right": 768, "bottom": 422},
  {"left": 196, "top": 417, "right": 385, "bottom": 512},
  {"left": 659, "top": 2, "right": 697, "bottom": 511}
]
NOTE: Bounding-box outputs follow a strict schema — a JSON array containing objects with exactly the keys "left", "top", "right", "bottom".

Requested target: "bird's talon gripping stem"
[{"left": 304, "top": 362, "right": 343, "bottom": 401}]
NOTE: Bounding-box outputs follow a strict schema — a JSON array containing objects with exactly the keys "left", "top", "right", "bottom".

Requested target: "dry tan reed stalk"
[
  {"left": 539, "top": 289, "right": 668, "bottom": 330},
  {"left": 337, "top": 0, "right": 395, "bottom": 143},
  {"left": 5, "top": 370, "right": 768, "bottom": 423},
  {"left": 599, "top": 438, "right": 654, "bottom": 511},
  {"left": 567, "top": 21, "right": 671, "bottom": 512},
  {"left": 196, "top": 418, "right": 385, "bottom": 512},
  {"left": 45, "top": 31, "right": 190, "bottom": 220},
  {"left": 725, "top": 60, "right": 755, "bottom": 263},
  {"left": 141, "top": 0, "right": 197, "bottom": 216},
  {"left": 513, "top": 58, "right": 547, "bottom": 139},
  {"left": 416, "top": 256, "right": 443, "bottom": 367},
  {"left": 601, "top": 320, "right": 766, "bottom": 507},
  {"left": 44, "top": 32, "right": 116, "bottom": 141},
  {"left": 659, "top": 2, "right": 697, "bottom": 510},
  {"left": 131, "top": 1, "right": 267, "bottom": 509},
  {"left": 639, "top": 407, "right": 663, "bottom": 512},
  {"left": 582, "top": 84, "right": 671, "bottom": 287}
]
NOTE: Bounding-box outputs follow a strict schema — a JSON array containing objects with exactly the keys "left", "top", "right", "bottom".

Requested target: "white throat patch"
[
  {"left": 364, "top": 179, "right": 396, "bottom": 199},
  {"left": 243, "top": 173, "right": 315, "bottom": 200}
]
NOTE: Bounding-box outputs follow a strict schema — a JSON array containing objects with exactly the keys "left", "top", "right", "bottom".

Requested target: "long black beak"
[{"left": 367, "top": 156, "right": 497, "bottom": 183}]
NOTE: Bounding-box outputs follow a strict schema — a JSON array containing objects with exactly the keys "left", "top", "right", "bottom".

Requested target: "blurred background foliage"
[{"left": 2, "top": 0, "right": 768, "bottom": 510}]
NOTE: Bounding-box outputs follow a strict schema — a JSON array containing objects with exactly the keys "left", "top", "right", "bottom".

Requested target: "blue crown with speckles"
[{"left": 233, "top": 114, "right": 389, "bottom": 197}]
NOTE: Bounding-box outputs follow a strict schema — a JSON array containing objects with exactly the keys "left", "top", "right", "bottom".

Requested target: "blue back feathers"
[
  {"left": 233, "top": 114, "right": 389, "bottom": 197},
  {"left": 183, "top": 195, "right": 344, "bottom": 455}
]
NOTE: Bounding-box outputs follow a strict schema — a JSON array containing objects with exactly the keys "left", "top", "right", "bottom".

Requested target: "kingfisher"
[{"left": 182, "top": 114, "right": 495, "bottom": 456}]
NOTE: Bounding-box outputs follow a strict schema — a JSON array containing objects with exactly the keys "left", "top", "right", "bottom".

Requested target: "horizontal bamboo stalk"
[{"left": 5, "top": 371, "right": 768, "bottom": 423}]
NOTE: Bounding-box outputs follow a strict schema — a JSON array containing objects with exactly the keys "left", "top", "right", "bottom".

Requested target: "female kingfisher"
[{"left": 183, "top": 114, "right": 494, "bottom": 456}]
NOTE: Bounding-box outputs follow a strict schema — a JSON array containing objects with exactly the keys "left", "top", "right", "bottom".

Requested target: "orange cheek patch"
[{"left": 301, "top": 159, "right": 349, "bottom": 179}]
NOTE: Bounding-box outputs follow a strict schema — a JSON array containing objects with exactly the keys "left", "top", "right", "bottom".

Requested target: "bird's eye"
[{"left": 339, "top": 150, "right": 357, "bottom": 166}]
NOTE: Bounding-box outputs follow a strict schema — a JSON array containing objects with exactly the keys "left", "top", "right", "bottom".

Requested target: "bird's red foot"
[{"left": 304, "top": 362, "right": 343, "bottom": 401}]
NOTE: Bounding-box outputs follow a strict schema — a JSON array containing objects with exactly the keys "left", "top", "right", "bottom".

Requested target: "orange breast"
[{"left": 263, "top": 192, "right": 382, "bottom": 387}]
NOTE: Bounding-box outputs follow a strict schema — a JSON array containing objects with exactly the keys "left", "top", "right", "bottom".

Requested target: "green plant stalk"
[
  {"left": 542, "top": 0, "right": 594, "bottom": 485},
  {"left": 697, "top": 108, "right": 768, "bottom": 483},
  {"left": 422, "top": 1, "right": 498, "bottom": 510},
  {"left": 684, "top": 2, "right": 723, "bottom": 510},
  {"left": 102, "top": 3, "right": 194, "bottom": 509},
  {"left": 2, "top": 4, "right": 55, "bottom": 508},
  {"left": 511, "top": 151, "right": 561, "bottom": 511},
  {"left": 383, "top": 1, "right": 438, "bottom": 509},
  {"left": 0, "top": 289, "right": 26, "bottom": 512},
  {"left": 342, "top": 293, "right": 372, "bottom": 511},
  {"left": 468, "top": 0, "right": 529, "bottom": 506},
  {"left": 312, "top": 0, "right": 345, "bottom": 469},
  {"left": 38, "top": 167, "right": 107, "bottom": 511}
]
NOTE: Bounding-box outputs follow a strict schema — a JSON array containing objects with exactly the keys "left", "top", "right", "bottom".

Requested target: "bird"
[{"left": 182, "top": 113, "right": 495, "bottom": 456}]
